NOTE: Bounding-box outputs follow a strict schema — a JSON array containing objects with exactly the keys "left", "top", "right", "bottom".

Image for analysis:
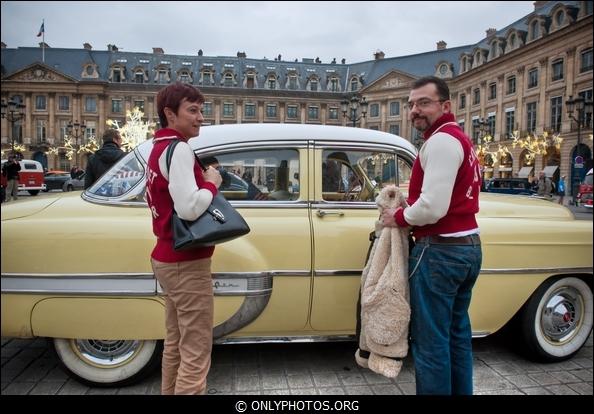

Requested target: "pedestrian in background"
[
  {"left": 2, "top": 155, "right": 21, "bottom": 202},
  {"left": 557, "top": 175, "right": 566, "bottom": 205},
  {"left": 536, "top": 171, "right": 552, "bottom": 199},
  {"left": 84, "top": 129, "right": 125, "bottom": 189},
  {"left": 381, "top": 76, "right": 482, "bottom": 395},
  {"left": 146, "top": 82, "right": 222, "bottom": 395}
]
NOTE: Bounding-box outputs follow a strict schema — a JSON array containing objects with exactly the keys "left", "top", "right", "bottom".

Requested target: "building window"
[
  {"left": 369, "top": 103, "right": 379, "bottom": 118},
  {"left": 528, "top": 68, "right": 538, "bottom": 88},
  {"left": 60, "top": 120, "right": 68, "bottom": 140},
  {"left": 505, "top": 110, "right": 515, "bottom": 138},
  {"left": 203, "top": 71, "right": 212, "bottom": 85},
  {"left": 555, "top": 10, "right": 565, "bottom": 27},
  {"left": 112, "top": 68, "right": 122, "bottom": 83},
  {"left": 526, "top": 102, "right": 537, "bottom": 133},
  {"left": 111, "top": 99, "right": 123, "bottom": 113},
  {"left": 35, "top": 95, "right": 46, "bottom": 111},
  {"left": 329, "top": 78, "right": 339, "bottom": 92},
  {"left": 288, "top": 75, "right": 297, "bottom": 90},
  {"left": 135, "top": 70, "right": 145, "bottom": 84},
  {"left": 158, "top": 70, "right": 168, "bottom": 83},
  {"left": 85, "top": 97, "right": 97, "bottom": 113},
  {"left": 246, "top": 74, "right": 255, "bottom": 89},
  {"left": 85, "top": 121, "right": 96, "bottom": 140},
  {"left": 266, "top": 104, "right": 277, "bottom": 118},
  {"left": 223, "top": 103, "right": 234, "bottom": 117},
  {"left": 267, "top": 77, "right": 276, "bottom": 90},
  {"left": 36, "top": 119, "right": 47, "bottom": 141},
  {"left": 308, "top": 106, "right": 319, "bottom": 120},
  {"left": 389, "top": 124, "right": 400, "bottom": 135},
  {"left": 328, "top": 107, "right": 338, "bottom": 120},
  {"left": 506, "top": 76, "right": 516, "bottom": 94},
  {"left": 203, "top": 102, "right": 213, "bottom": 117},
  {"left": 389, "top": 101, "right": 400, "bottom": 116},
  {"left": 487, "top": 114, "right": 496, "bottom": 136},
  {"left": 309, "top": 79, "right": 318, "bottom": 92},
  {"left": 578, "top": 90, "right": 593, "bottom": 128},
  {"left": 473, "top": 88, "right": 480, "bottom": 105},
  {"left": 244, "top": 103, "right": 256, "bottom": 118},
  {"left": 488, "top": 83, "right": 496, "bottom": 100},
  {"left": 58, "top": 96, "right": 70, "bottom": 111},
  {"left": 551, "top": 59, "right": 564, "bottom": 81},
  {"left": 550, "top": 96, "right": 563, "bottom": 132},
  {"left": 224, "top": 73, "right": 234, "bottom": 87},
  {"left": 531, "top": 20, "right": 540, "bottom": 40},
  {"left": 581, "top": 48, "right": 593, "bottom": 72},
  {"left": 287, "top": 105, "right": 298, "bottom": 119},
  {"left": 179, "top": 72, "right": 191, "bottom": 83},
  {"left": 350, "top": 78, "right": 358, "bottom": 91},
  {"left": 459, "top": 94, "right": 466, "bottom": 110},
  {"left": 134, "top": 100, "right": 144, "bottom": 112}
]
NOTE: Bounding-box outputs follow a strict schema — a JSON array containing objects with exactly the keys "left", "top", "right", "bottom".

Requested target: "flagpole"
[{"left": 41, "top": 19, "right": 45, "bottom": 63}]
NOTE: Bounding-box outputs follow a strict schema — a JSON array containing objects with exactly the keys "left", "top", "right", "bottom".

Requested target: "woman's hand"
[{"left": 204, "top": 166, "right": 223, "bottom": 188}]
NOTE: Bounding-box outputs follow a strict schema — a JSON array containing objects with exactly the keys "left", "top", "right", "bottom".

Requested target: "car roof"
[{"left": 135, "top": 123, "right": 417, "bottom": 160}]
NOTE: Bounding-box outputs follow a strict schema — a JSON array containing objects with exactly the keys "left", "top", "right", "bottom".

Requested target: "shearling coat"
[{"left": 355, "top": 185, "right": 410, "bottom": 378}]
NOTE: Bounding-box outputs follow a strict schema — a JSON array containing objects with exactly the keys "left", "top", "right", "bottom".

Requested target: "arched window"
[{"left": 531, "top": 20, "right": 540, "bottom": 40}]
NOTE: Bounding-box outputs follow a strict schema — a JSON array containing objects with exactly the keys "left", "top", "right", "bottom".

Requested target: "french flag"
[{"left": 37, "top": 22, "right": 44, "bottom": 37}]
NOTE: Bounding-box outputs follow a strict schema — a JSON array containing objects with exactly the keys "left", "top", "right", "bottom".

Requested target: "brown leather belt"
[{"left": 416, "top": 234, "right": 480, "bottom": 245}]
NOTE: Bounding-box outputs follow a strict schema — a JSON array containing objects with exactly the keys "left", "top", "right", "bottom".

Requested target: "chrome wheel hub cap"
[
  {"left": 541, "top": 287, "right": 582, "bottom": 343},
  {"left": 74, "top": 339, "right": 141, "bottom": 367}
]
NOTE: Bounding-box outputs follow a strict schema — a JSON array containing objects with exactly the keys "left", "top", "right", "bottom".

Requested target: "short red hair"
[{"left": 156, "top": 82, "right": 205, "bottom": 128}]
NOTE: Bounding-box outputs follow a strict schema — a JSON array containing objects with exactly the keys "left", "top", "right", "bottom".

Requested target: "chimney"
[
  {"left": 83, "top": 43, "right": 92, "bottom": 50},
  {"left": 153, "top": 47, "right": 164, "bottom": 54},
  {"left": 486, "top": 28, "right": 497, "bottom": 38},
  {"left": 374, "top": 50, "right": 385, "bottom": 60},
  {"left": 1, "top": 42, "right": 6, "bottom": 49},
  {"left": 39, "top": 42, "right": 50, "bottom": 48},
  {"left": 107, "top": 44, "right": 118, "bottom": 52},
  {"left": 436, "top": 41, "right": 447, "bottom": 50},
  {"left": 533, "top": 1, "right": 547, "bottom": 10}
]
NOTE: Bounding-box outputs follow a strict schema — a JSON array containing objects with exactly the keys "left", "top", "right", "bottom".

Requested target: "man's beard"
[{"left": 412, "top": 116, "right": 429, "bottom": 132}]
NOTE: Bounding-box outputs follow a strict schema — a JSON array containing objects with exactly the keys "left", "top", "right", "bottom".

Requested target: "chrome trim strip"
[
  {"left": 215, "top": 332, "right": 492, "bottom": 344},
  {"left": 314, "top": 270, "right": 361, "bottom": 277},
  {"left": 312, "top": 202, "right": 376, "bottom": 209},
  {"left": 480, "top": 267, "right": 593, "bottom": 275},
  {"left": 1, "top": 272, "right": 281, "bottom": 296},
  {"left": 196, "top": 141, "right": 309, "bottom": 153}
]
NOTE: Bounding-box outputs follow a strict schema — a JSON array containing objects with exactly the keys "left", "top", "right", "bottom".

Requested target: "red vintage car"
[{"left": 1, "top": 159, "right": 46, "bottom": 195}]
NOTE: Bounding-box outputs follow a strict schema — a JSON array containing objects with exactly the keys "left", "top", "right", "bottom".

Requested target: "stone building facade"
[{"left": 1, "top": 1, "right": 592, "bottom": 194}]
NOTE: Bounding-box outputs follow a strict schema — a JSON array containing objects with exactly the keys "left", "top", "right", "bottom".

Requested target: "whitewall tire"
[{"left": 53, "top": 338, "right": 161, "bottom": 387}]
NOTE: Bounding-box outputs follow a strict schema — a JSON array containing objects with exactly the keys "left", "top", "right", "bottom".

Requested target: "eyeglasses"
[{"left": 407, "top": 98, "right": 444, "bottom": 110}]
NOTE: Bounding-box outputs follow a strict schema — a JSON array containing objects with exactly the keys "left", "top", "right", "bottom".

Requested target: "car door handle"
[{"left": 316, "top": 209, "right": 345, "bottom": 217}]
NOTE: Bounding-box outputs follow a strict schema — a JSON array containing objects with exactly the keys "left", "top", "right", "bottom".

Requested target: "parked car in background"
[
  {"left": 43, "top": 171, "right": 71, "bottom": 192},
  {"left": 484, "top": 177, "right": 537, "bottom": 196},
  {"left": 0, "top": 158, "right": 46, "bottom": 195},
  {"left": 62, "top": 173, "right": 85, "bottom": 192},
  {"left": 1, "top": 124, "right": 592, "bottom": 387},
  {"left": 576, "top": 168, "right": 593, "bottom": 211}
]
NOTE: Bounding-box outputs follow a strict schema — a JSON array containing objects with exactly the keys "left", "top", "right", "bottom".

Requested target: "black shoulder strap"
[{"left": 165, "top": 140, "right": 207, "bottom": 178}]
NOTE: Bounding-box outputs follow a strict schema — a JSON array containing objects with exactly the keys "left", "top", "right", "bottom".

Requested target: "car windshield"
[{"left": 85, "top": 152, "right": 146, "bottom": 202}]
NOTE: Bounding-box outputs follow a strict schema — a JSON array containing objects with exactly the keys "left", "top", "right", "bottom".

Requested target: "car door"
[
  {"left": 310, "top": 143, "right": 413, "bottom": 332},
  {"left": 197, "top": 144, "right": 313, "bottom": 336}
]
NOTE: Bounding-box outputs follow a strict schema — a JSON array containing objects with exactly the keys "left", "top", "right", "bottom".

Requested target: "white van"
[{"left": 1, "top": 159, "right": 47, "bottom": 195}]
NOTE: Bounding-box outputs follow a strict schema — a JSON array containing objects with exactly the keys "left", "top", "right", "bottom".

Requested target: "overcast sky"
[{"left": 2, "top": 1, "right": 535, "bottom": 63}]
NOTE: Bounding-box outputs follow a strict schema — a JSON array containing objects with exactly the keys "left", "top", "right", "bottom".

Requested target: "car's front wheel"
[
  {"left": 65, "top": 184, "right": 74, "bottom": 191},
  {"left": 53, "top": 338, "right": 162, "bottom": 387},
  {"left": 520, "top": 276, "right": 593, "bottom": 362}
]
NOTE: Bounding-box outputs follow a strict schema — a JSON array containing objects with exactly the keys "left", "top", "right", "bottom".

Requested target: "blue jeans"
[{"left": 409, "top": 237, "right": 482, "bottom": 395}]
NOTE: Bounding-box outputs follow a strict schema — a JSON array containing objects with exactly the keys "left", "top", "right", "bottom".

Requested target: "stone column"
[
  {"left": 515, "top": 66, "right": 525, "bottom": 134},
  {"left": 48, "top": 93, "right": 56, "bottom": 143},
  {"left": 537, "top": 58, "right": 548, "bottom": 133},
  {"left": 496, "top": 75, "right": 504, "bottom": 141}
]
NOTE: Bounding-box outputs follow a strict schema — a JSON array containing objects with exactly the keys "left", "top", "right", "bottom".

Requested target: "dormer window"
[
  {"left": 328, "top": 77, "right": 340, "bottom": 92},
  {"left": 350, "top": 77, "right": 359, "bottom": 91},
  {"left": 530, "top": 20, "right": 540, "bottom": 40},
  {"left": 110, "top": 66, "right": 125, "bottom": 83},
  {"left": 288, "top": 74, "right": 298, "bottom": 90},
  {"left": 135, "top": 69, "right": 145, "bottom": 84},
  {"left": 202, "top": 70, "right": 212, "bottom": 85},
  {"left": 266, "top": 74, "right": 277, "bottom": 90},
  {"left": 509, "top": 33, "right": 516, "bottom": 49},
  {"left": 555, "top": 10, "right": 565, "bottom": 27},
  {"left": 224, "top": 73, "right": 234, "bottom": 87},
  {"left": 308, "top": 76, "right": 319, "bottom": 92}
]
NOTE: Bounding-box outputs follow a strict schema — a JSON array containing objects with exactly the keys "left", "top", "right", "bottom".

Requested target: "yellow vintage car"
[{"left": 1, "top": 123, "right": 592, "bottom": 387}]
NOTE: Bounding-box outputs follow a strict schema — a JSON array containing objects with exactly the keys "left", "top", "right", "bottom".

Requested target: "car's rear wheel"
[
  {"left": 66, "top": 184, "right": 74, "bottom": 191},
  {"left": 53, "top": 338, "right": 162, "bottom": 387},
  {"left": 520, "top": 277, "right": 593, "bottom": 362}
]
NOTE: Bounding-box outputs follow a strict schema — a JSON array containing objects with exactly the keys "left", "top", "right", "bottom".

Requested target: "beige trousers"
[{"left": 151, "top": 257, "right": 213, "bottom": 395}]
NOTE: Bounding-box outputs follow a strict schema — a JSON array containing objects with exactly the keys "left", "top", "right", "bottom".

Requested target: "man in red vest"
[{"left": 382, "top": 76, "right": 482, "bottom": 395}]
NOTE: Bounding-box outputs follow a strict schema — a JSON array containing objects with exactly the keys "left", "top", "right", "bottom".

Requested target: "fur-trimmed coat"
[{"left": 355, "top": 185, "right": 410, "bottom": 378}]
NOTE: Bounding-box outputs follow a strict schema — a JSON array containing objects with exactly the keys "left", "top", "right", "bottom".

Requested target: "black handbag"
[{"left": 165, "top": 140, "right": 250, "bottom": 250}]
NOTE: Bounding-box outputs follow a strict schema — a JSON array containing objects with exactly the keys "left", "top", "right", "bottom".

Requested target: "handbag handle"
[{"left": 165, "top": 140, "right": 208, "bottom": 175}]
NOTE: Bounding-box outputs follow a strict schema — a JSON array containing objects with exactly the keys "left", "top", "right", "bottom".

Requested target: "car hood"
[
  {"left": 479, "top": 193, "right": 574, "bottom": 219},
  {"left": 1, "top": 194, "right": 63, "bottom": 220}
]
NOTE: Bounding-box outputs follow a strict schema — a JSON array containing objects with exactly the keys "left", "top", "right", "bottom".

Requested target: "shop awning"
[
  {"left": 518, "top": 166, "right": 534, "bottom": 178},
  {"left": 543, "top": 165, "right": 558, "bottom": 177}
]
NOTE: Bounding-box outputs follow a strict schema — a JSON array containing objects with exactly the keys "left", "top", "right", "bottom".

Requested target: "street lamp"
[
  {"left": 565, "top": 95, "right": 593, "bottom": 199},
  {"left": 66, "top": 120, "right": 86, "bottom": 166},
  {"left": 1, "top": 99, "right": 26, "bottom": 156},
  {"left": 341, "top": 95, "right": 368, "bottom": 127}
]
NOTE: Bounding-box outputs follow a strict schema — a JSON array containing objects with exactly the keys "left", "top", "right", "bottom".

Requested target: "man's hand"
[
  {"left": 381, "top": 207, "right": 401, "bottom": 227},
  {"left": 204, "top": 166, "right": 223, "bottom": 188}
]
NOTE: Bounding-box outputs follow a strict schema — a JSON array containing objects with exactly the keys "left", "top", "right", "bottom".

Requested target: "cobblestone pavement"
[{"left": 1, "top": 331, "right": 591, "bottom": 395}]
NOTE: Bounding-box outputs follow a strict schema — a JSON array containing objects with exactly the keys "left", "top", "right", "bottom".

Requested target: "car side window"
[
  {"left": 321, "top": 149, "right": 411, "bottom": 202},
  {"left": 86, "top": 153, "right": 145, "bottom": 200},
  {"left": 201, "top": 148, "right": 300, "bottom": 201}
]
